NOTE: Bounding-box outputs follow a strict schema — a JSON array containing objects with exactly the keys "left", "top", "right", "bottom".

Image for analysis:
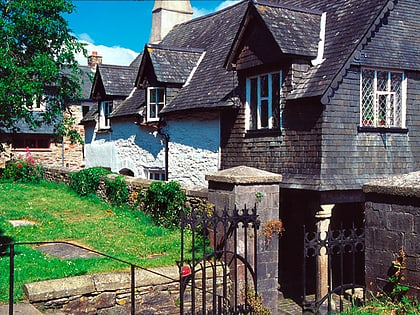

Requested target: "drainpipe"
[{"left": 158, "top": 128, "right": 169, "bottom": 181}]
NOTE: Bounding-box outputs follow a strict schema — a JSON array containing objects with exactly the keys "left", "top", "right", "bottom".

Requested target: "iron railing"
[
  {"left": 303, "top": 224, "right": 365, "bottom": 314},
  {"left": 179, "top": 206, "right": 260, "bottom": 315},
  {"left": 4, "top": 241, "right": 177, "bottom": 315}
]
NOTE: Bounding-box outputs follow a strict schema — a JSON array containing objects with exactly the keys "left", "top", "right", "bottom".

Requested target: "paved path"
[{"left": 0, "top": 303, "right": 42, "bottom": 315}]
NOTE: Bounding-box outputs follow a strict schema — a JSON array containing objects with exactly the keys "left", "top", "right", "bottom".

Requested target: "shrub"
[
  {"left": 1, "top": 148, "right": 43, "bottom": 183},
  {"left": 142, "top": 180, "right": 187, "bottom": 229},
  {"left": 104, "top": 175, "right": 129, "bottom": 206},
  {"left": 69, "top": 167, "right": 111, "bottom": 197}
]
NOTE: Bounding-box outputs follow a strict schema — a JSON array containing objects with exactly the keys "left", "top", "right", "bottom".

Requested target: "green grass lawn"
[{"left": 0, "top": 181, "right": 184, "bottom": 302}]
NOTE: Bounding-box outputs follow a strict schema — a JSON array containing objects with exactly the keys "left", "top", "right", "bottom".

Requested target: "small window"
[
  {"left": 360, "top": 68, "right": 406, "bottom": 128},
  {"left": 147, "top": 87, "right": 165, "bottom": 122},
  {"left": 13, "top": 135, "right": 50, "bottom": 149},
  {"left": 146, "top": 168, "right": 166, "bottom": 181},
  {"left": 99, "top": 101, "right": 113, "bottom": 129},
  {"left": 246, "top": 72, "right": 282, "bottom": 130}
]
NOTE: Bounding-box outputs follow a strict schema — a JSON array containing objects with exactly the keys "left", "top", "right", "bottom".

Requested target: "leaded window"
[
  {"left": 246, "top": 72, "right": 282, "bottom": 130},
  {"left": 360, "top": 68, "right": 406, "bottom": 128}
]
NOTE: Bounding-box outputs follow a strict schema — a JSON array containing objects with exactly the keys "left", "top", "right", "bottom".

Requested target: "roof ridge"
[
  {"left": 172, "top": 0, "right": 248, "bottom": 27},
  {"left": 98, "top": 64, "right": 136, "bottom": 69},
  {"left": 254, "top": 0, "right": 322, "bottom": 15},
  {"left": 146, "top": 44, "right": 204, "bottom": 54}
]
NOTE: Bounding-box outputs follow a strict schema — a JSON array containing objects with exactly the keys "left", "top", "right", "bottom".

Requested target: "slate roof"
[
  {"left": 158, "top": 1, "right": 249, "bottom": 114},
  {"left": 129, "top": 52, "right": 143, "bottom": 69},
  {"left": 254, "top": 2, "right": 321, "bottom": 58},
  {"left": 111, "top": 88, "right": 146, "bottom": 118},
  {"left": 271, "top": 0, "right": 392, "bottom": 101},
  {"left": 78, "top": 66, "right": 94, "bottom": 100},
  {"left": 137, "top": 44, "right": 205, "bottom": 85},
  {"left": 92, "top": 64, "right": 137, "bottom": 97}
]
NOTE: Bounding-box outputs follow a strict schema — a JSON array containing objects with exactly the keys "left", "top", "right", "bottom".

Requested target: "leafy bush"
[
  {"left": 105, "top": 175, "right": 129, "bottom": 206},
  {"left": 1, "top": 148, "right": 43, "bottom": 183},
  {"left": 142, "top": 180, "right": 187, "bottom": 229},
  {"left": 69, "top": 167, "right": 111, "bottom": 197}
]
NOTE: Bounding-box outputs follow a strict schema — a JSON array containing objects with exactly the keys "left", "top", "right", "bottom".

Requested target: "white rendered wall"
[
  {"left": 84, "top": 113, "right": 220, "bottom": 188},
  {"left": 165, "top": 112, "right": 220, "bottom": 188},
  {"left": 84, "top": 119, "right": 165, "bottom": 177}
]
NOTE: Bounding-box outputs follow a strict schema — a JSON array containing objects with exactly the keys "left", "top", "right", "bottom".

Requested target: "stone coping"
[
  {"left": 363, "top": 171, "right": 420, "bottom": 198},
  {"left": 24, "top": 266, "right": 179, "bottom": 303},
  {"left": 206, "top": 166, "right": 282, "bottom": 185}
]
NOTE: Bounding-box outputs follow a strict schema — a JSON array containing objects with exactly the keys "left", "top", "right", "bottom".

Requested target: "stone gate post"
[{"left": 205, "top": 166, "right": 282, "bottom": 314}]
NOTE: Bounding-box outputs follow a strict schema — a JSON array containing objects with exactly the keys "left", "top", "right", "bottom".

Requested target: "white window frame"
[
  {"left": 147, "top": 87, "right": 165, "bottom": 122},
  {"left": 245, "top": 71, "right": 282, "bottom": 131},
  {"left": 27, "top": 94, "right": 48, "bottom": 112},
  {"left": 99, "top": 100, "right": 112, "bottom": 129},
  {"left": 146, "top": 168, "right": 166, "bottom": 181},
  {"left": 360, "top": 68, "right": 406, "bottom": 128}
]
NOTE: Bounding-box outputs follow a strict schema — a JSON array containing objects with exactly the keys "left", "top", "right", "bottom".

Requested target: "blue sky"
[{"left": 66, "top": 0, "right": 240, "bottom": 66}]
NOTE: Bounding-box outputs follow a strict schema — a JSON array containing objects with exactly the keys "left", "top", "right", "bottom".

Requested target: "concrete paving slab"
[{"left": 0, "top": 303, "right": 42, "bottom": 315}]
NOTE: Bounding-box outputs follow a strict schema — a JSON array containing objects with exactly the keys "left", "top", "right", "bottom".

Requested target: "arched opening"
[{"left": 119, "top": 168, "right": 134, "bottom": 177}]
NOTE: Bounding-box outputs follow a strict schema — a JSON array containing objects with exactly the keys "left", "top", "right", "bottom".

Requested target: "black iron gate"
[
  {"left": 302, "top": 224, "right": 365, "bottom": 314},
  {"left": 179, "top": 206, "right": 260, "bottom": 315}
]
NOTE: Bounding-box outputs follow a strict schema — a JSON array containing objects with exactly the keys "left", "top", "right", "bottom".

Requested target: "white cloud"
[
  {"left": 192, "top": 7, "right": 212, "bottom": 18},
  {"left": 78, "top": 33, "right": 94, "bottom": 43},
  {"left": 193, "top": 0, "right": 241, "bottom": 18},
  {"left": 215, "top": 0, "right": 241, "bottom": 11},
  {"left": 75, "top": 38, "right": 139, "bottom": 67}
]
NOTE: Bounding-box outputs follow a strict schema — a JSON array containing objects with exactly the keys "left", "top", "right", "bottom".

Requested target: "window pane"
[
  {"left": 149, "top": 89, "right": 157, "bottom": 103},
  {"left": 157, "top": 88, "right": 164, "bottom": 103},
  {"left": 272, "top": 73, "right": 280, "bottom": 129},
  {"left": 260, "top": 100, "right": 269, "bottom": 128},
  {"left": 38, "top": 138, "right": 50, "bottom": 148},
  {"left": 361, "top": 69, "right": 374, "bottom": 126},
  {"left": 376, "top": 71, "right": 388, "bottom": 92},
  {"left": 391, "top": 72, "right": 402, "bottom": 126},
  {"left": 149, "top": 103, "right": 156, "bottom": 118},
  {"left": 260, "top": 75, "right": 268, "bottom": 97},
  {"left": 250, "top": 78, "right": 257, "bottom": 130}
]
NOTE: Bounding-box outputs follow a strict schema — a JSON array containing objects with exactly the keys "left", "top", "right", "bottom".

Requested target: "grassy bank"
[{"left": 0, "top": 181, "right": 183, "bottom": 302}]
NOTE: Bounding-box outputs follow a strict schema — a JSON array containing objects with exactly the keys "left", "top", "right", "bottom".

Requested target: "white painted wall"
[
  {"left": 165, "top": 112, "right": 220, "bottom": 188},
  {"left": 84, "top": 112, "right": 220, "bottom": 188},
  {"left": 84, "top": 119, "right": 165, "bottom": 177}
]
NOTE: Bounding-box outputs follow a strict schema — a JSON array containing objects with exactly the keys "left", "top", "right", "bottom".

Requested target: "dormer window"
[
  {"left": 245, "top": 72, "right": 282, "bottom": 130},
  {"left": 360, "top": 68, "right": 406, "bottom": 128},
  {"left": 147, "top": 87, "right": 165, "bottom": 122},
  {"left": 99, "top": 100, "right": 113, "bottom": 129}
]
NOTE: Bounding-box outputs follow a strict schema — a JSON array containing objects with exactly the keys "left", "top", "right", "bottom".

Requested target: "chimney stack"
[
  {"left": 88, "top": 51, "right": 102, "bottom": 70},
  {"left": 150, "top": 0, "right": 193, "bottom": 44}
]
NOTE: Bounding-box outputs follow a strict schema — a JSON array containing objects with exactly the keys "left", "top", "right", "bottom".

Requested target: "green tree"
[{"left": 0, "top": 0, "right": 85, "bottom": 133}]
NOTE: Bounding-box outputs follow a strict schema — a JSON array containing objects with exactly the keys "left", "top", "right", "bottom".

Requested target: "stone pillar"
[
  {"left": 205, "top": 166, "right": 282, "bottom": 314},
  {"left": 315, "top": 204, "right": 334, "bottom": 302}
]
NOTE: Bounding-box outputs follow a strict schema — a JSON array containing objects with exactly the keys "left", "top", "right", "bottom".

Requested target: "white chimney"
[{"left": 150, "top": 0, "right": 193, "bottom": 44}]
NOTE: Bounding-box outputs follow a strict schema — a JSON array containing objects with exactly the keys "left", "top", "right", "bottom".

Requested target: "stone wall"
[
  {"left": 24, "top": 263, "right": 228, "bottom": 314},
  {"left": 24, "top": 266, "right": 180, "bottom": 314},
  {"left": 364, "top": 172, "right": 420, "bottom": 300}
]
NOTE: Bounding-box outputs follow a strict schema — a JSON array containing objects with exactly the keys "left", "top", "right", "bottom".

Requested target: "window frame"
[
  {"left": 99, "top": 100, "right": 113, "bottom": 129},
  {"left": 245, "top": 71, "right": 282, "bottom": 131},
  {"left": 147, "top": 87, "right": 165, "bottom": 122},
  {"left": 146, "top": 168, "right": 166, "bottom": 181},
  {"left": 359, "top": 68, "right": 407, "bottom": 129},
  {"left": 12, "top": 135, "right": 51, "bottom": 150}
]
